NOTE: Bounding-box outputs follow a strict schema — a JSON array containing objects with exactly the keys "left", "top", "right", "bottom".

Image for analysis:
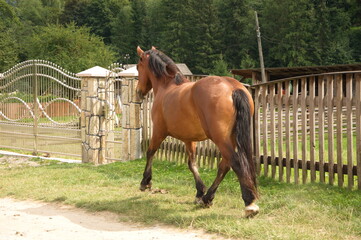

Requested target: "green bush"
[{"left": 24, "top": 23, "right": 116, "bottom": 73}]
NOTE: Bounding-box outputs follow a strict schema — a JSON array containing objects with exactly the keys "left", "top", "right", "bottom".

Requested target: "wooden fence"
[
  {"left": 140, "top": 72, "right": 361, "bottom": 189},
  {"left": 254, "top": 71, "right": 361, "bottom": 189},
  {"left": 0, "top": 100, "right": 80, "bottom": 119}
]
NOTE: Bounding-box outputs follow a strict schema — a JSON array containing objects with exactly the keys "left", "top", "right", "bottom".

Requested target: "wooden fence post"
[
  {"left": 77, "top": 66, "right": 114, "bottom": 164},
  {"left": 120, "top": 78, "right": 142, "bottom": 161}
]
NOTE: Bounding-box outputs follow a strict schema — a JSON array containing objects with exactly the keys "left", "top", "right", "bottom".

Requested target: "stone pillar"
[
  {"left": 121, "top": 78, "right": 142, "bottom": 161},
  {"left": 77, "top": 66, "right": 114, "bottom": 164}
]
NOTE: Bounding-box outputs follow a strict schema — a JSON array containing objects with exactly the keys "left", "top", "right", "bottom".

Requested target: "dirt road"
[{"left": 0, "top": 198, "right": 222, "bottom": 240}]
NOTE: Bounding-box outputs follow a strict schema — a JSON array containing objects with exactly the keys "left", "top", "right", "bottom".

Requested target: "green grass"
[{"left": 0, "top": 159, "right": 360, "bottom": 239}]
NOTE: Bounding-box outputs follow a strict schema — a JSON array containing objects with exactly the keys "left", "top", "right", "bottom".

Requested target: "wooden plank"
[
  {"left": 345, "top": 74, "right": 353, "bottom": 189},
  {"left": 196, "top": 142, "right": 201, "bottom": 165},
  {"left": 198, "top": 141, "right": 203, "bottom": 167},
  {"left": 261, "top": 85, "right": 269, "bottom": 177},
  {"left": 176, "top": 141, "right": 181, "bottom": 163},
  {"left": 163, "top": 139, "right": 168, "bottom": 161},
  {"left": 292, "top": 79, "right": 299, "bottom": 184},
  {"left": 180, "top": 140, "right": 185, "bottom": 164},
  {"left": 216, "top": 148, "right": 221, "bottom": 169},
  {"left": 355, "top": 74, "right": 361, "bottom": 190},
  {"left": 180, "top": 142, "right": 185, "bottom": 164},
  {"left": 318, "top": 77, "right": 325, "bottom": 183},
  {"left": 285, "top": 81, "right": 291, "bottom": 183},
  {"left": 327, "top": 75, "right": 335, "bottom": 185},
  {"left": 156, "top": 141, "right": 162, "bottom": 160},
  {"left": 301, "top": 78, "right": 307, "bottom": 184},
  {"left": 261, "top": 155, "right": 357, "bottom": 176},
  {"left": 335, "top": 75, "right": 343, "bottom": 187},
  {"left": 163, "top": 138, "right": 168, "bottom": 161},
  {"left": 205, "top": 139, "right": 210, "bottom": 168},
  {"left": 269, "top": 84, "right": 276, "bottom": 178},
  {"left": 168, "top": 138, "right": 172, "bottom": 162},
  {"left": 309, "top": 77, "right": 316, "bottom": 182},
  {"left": 179, "top": 140, "right": 184, "bottom": 164},
  {"left": 174, "top": 139, "right": 179, "bottom": 163},
  {"left": 209, "top": 142, "right": 216, "bottom": 169},
  {"left": 254, "top": 86, "right": 261, "bottom": 174},
  {"left": 170, "top": 137, "right": 175, "bottom": 162},
  {"left": 201, "top": 141, "right": 206, "bottom": 167},
  {"left": 277, "top": 82, "right": 284, "bottom": 181}
]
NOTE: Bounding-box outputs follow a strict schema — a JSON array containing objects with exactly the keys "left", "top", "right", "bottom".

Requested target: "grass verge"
[{"left": 0, "top": 159, "right": 360, "bottom": 239}]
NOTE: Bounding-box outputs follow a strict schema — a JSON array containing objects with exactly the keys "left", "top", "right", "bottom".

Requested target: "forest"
[{"left": 0, "top": 0, "right": 360, "bottom": 75}]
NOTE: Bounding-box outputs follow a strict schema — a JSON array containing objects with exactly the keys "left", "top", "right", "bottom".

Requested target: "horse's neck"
[{"left": 150, "top": 76, "right": 174, "bottom": 97}]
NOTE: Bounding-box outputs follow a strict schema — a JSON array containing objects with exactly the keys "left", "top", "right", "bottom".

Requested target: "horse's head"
[
  {"left": 136, "top": 46, "right": 154, "bottom": 100},
  {"left": 136, "top": 46, "right": 188, "bottom": 99}
]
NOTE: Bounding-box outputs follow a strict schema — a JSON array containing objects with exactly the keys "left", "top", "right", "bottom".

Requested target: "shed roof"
[
  {"left": 176, "top": 63, "right": 193, "bottom": 76},
  {"left": 231, "top": 63, "right": 361, "bottom": 81}
]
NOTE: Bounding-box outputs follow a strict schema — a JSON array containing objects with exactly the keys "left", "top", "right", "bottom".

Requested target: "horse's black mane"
[{"left": 145, "top": 49, "right": 188, "bottom": 85}]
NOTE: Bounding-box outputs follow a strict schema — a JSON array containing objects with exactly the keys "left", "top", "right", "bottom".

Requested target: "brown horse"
[{"left": 136, "top": 46, "right": 259, "bottom": 217}]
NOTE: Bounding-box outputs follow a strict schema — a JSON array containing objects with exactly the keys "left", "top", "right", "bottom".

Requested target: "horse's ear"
[
  {"left": 137, "top": 46, "right": 144, "bottom": 57},
  {"left": 166, "top": 65, "right": 177, "bottom": 77}
]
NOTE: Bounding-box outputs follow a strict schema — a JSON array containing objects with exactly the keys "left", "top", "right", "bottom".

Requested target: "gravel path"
[{"left": 0, "top": 198, "right": 224, "bottom": 240}]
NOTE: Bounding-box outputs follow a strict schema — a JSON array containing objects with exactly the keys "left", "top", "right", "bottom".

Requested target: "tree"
[
  {"left": 81, "top": 0, "right": 114, "bottom": 44},
  {"left": 14, "top": 0, "right": 65, "bottom": 26},
  {"left": 260, "top": 0, "right": 317, "bottom": 67},
  {"left": 60, "top": 0, "right": 90, "bottom": 26},
  {"left": 349, "top": 26, "right": 361, "bottom": 62},
  {"left": 144, "top": 0, "right": 165, "bottom": 48},
  {"left": 111, "top": 3, "right": 134, "bottom": 62},
  {"left": 0, "top": 0, "right": 19, "bottom": 71},
  {"left": 158, "top": 0, "right": 220, "bottom": 74},
  {"left": 313, "top": 0, "right": 353, "bottom": 65},
  {"left": 24, "top": 23, "right": 116, "bottom": 72},
  {"left": 210, "top": 54, "right": 232, "bottom": 76},
  {"left": 216, "top": 0, "right": 257, "bottom": 69},
  {"left": 188, "top": 0, "right": 220, "bottom": 74},
  {"left": 62, "top": 0, "right": 125, "bottom": 44}
]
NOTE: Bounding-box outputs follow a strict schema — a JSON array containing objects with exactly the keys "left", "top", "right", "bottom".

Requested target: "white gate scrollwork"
[{"left": 0, "top": 60, "right": 82, "bottom": 158}]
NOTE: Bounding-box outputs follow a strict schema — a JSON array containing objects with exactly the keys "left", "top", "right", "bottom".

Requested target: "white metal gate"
[{"left": 0, "top": 60, "right": 82, "bottom": 158}]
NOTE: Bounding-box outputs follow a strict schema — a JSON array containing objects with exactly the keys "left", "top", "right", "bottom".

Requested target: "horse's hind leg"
[
  {"left": 185, "top": 141, "right": 206, "bottom": 203},
  {"left": 230, "top": 155, "right": 259, "bottom": 217},
  {"left": 201, "top": 143, "right": 232, "bottom": 206},
  {"left": 201, "top": 158, "right": 230, "bottom": 206},
  {"left": 140, "top": 134, "right": 165, "bottom": 191}
]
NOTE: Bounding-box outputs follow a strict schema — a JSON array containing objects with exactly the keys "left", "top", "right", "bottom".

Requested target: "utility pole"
[{"left": 255, "top": 11, "right": 267, "bottom": 83}]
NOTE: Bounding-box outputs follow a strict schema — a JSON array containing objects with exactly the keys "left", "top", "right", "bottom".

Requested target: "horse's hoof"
[
  {"left": 202, "top": 202, "right": 213, "bottom": 208},
  {"left": 139, "top": 184, "right": 151, "bottom": 191},
  {"left": 244, "top": 203, "right": 259, "bottom": 218},
  {"left": 194, "top": 197, "right": 203, "bottom": 205}
]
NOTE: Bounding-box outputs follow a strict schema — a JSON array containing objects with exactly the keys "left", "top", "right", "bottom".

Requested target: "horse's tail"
[{"left": 232, "top": 89, "right": 258, "bottom": 198}]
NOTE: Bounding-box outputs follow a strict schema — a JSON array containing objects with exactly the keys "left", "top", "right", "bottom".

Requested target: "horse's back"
[
  {"left": 194, "top": 76, "right": 251, "bottom": 100},
  {"left": 191, "top": 76, "right": 252, "bottom": 142},
  {"left": 161, "top": 76, "right": 252, "bottom": 142}
]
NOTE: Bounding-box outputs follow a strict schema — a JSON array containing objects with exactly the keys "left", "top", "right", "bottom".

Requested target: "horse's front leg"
[
  {"left": 140, "top": 133, "right": 165, "bottom": 191},
  {"left": 185, "top": 141, "right": 206, "bottom": 203}
]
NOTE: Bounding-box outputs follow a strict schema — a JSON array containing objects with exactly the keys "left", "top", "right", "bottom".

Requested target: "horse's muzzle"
[{"left": 136, "top": 89, "right": 145, "bottom": 100}]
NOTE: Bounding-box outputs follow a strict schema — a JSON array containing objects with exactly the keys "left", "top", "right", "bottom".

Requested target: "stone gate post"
[
  {"left": 77, "top": 66, "right": 114, "bottom": 164},
  {"left": 120, "top": 77, "right": 142, "bottom": 161}
]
